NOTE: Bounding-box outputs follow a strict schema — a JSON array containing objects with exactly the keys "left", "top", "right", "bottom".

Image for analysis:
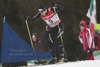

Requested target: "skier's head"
[
  {"left": 38, "top": 6, "right": 47, "bottom": 16},
  {"left": 79, "top": 20, "right": 87, "bottom": 31}
]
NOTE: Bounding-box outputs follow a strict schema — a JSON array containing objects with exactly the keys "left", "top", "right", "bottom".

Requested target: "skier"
[
  {"left": 94, "top": 24, "right": 100, "bottom": 50},
  {"left": 79, "top": 20, "right": 94, "bottom": 60},
  {"left": 26, "top": 4, "right": 65, "bottom": 64}
]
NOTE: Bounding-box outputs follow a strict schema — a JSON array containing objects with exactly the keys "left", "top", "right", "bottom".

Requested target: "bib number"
[
  {"left": 44, "top": 14, "right": 60, "bottom": 25},
  {"left": 48, "top": 19, "right": 53, "bottom": 24}
]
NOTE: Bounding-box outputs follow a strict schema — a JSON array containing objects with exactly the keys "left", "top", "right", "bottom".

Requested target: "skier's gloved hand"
[
  {"left": 54, "top": 3, "right": 58, "bottom": 8},
  {"left": 57, "top": 29, "right": 64, "bottom": 38},
  {"left": 24, "top": 16, "right": 33, "bottom": 23},
  {"left": 54, "top": 3, "right": 62, "bottom": 10},
  {"left": 24, "top": 16, "right": 29, "bottom": 20}
]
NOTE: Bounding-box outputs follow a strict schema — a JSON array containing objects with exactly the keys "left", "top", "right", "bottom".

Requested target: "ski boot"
[
  {"left": 47, "top": 57, "right": 57, "bottom": 64},
  {"left": 59, "top": 54, "right": 65, "bottom": 62}
]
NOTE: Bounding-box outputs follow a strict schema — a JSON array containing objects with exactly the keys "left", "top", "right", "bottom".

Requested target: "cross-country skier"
[
  {"left": 79, "top": 20, "right": 94, "bottom": 60},
  {"left": 26, "top": 4, "right": 65, "bottom": 64}
]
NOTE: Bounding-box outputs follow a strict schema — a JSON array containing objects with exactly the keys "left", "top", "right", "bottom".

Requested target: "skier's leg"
[
  {"left": 53, "top": 38, "right": 60, "bottom": 61},
  {"left": 57, "top": 22, "right": 67, "bottom": 62},
  {"left": 47, "top": 28, "right": 58, "bottom": 64},
  {"left": 57, "top": 37, "right": 65, "bottom": 61},
  {"left": 51, "top": 25, "right": 65, "bottom": 62},
  {"left": 49, "top": 44, "right": 57, "bottom": 62}
]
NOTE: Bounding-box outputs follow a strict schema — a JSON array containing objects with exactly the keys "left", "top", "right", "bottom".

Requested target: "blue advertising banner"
[{"left": 1, "top": 17, "right": 51, "bottom": 63}]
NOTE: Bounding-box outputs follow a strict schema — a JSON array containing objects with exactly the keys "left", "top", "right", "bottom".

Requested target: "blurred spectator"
[
  {"left": 32, "top": 33, "right": 46, "bottom": 52},
  {"left": 94, "top": 24, "right": 100, "bottom": 50}
]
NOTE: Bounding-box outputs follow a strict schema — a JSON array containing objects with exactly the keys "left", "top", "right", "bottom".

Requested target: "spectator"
[
  {"left": 79, "top": 20, "right": 94, "bottom": 60},
  {"left": 94, "top": 24, "right": 100, "bottom": 50}
]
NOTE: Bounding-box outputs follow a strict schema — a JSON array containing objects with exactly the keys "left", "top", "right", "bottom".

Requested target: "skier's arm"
[
  {"left": 28, "top": 12, "right": 41, "bottom": 23},
  {"left": 32, "top": 12, "right": 41, "bottom": 21}
]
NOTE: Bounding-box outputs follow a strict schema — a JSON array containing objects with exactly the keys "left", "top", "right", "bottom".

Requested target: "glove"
[
  {"left": 53, "top": 3, "right": 59, "bottom": 9},
  {"left": 24, "top": 16, "right": 33, "bottom": 23},
  {"left": 24, "top": 16, "right": 29, "bottom": 21},
  {"left": 86, "top": 48, "right": 92, "bottom": 54}
]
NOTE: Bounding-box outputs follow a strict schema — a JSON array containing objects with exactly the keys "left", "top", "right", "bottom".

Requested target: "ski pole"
[
  {"left": 53, "top": 5, "right": 64, "bottom": 45},
  {"left": 25, "top": 19, "right": 37, "bottom": 60},
  {"left": 25, "top": 20, "right": 34, "bottom": 49}
]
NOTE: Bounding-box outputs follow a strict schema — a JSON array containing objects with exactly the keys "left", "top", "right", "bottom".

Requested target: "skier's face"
[
  {"left": 41, "top": 9, "right": 47, "bottom": 16},
  {"left": 80, "top": 26, "right": 84, "bottom": 31}
]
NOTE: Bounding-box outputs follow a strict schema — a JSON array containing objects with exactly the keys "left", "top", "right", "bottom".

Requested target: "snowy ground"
[
  {"left": 33, "top": 60, "right": 100, "bottom": 67},
  {"left": 0, "top": 64, "right": 1, "bottom": 67},
  {"left": 0, "top": 60, "right": 100, "bottom": 67}
]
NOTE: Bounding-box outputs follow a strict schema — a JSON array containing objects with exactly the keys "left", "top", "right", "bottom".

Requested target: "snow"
[
  {"left": 0, "top": 60, "right": 100, "bottom": 67},
  {"left": 94, "top": 56, "right": 100, "bottom": 60},
  {"left": 34, "top": 60, "right": 100, "bottom": 67}
]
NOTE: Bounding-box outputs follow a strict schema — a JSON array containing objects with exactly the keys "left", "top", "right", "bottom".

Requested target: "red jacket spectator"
[{"left": 79, "top": 20, "right": 94, "bottom": 60}]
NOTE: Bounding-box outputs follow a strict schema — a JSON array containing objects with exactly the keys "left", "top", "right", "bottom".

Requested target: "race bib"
[{"left": 44, "top": 15, "right": 59, "bottom": 25}]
